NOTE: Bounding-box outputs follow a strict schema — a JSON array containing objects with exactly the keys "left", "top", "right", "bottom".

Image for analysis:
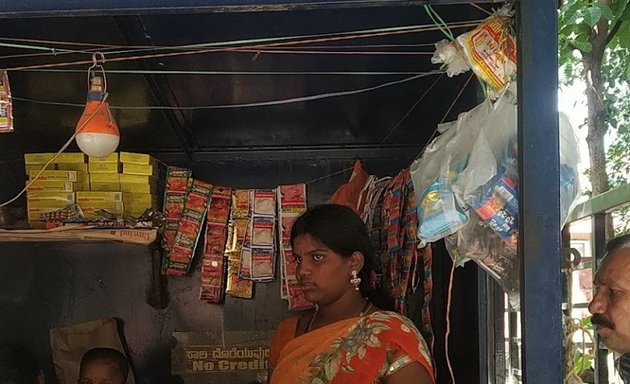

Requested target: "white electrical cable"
[
  {"left": 0, "top": 94, "right": 109, "bottom": 208},
  {"left": 12, "top": 71, "right": 442, "bottom": 111}
]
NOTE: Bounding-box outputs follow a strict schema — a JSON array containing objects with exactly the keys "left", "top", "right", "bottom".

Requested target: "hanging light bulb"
[{"left": 75, "top": 53, "right": 119, "bottom": 157}]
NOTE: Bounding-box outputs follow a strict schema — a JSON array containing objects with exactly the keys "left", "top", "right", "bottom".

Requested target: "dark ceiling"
[{"left": 0, "top": 4, "right": 484, "bottom": 163}]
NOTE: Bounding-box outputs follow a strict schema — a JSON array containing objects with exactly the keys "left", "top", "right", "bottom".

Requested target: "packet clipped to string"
[
  {"left": 239, "top": 189, "right": 277, "bottom": 282},
  {"left": 0, "top": 70, "right": 13, "bottom": 133},
  {"left": 456, "top": 6, "right": 516, "bottom": 97},
  {"left": 252, "top": 216, "right": 275, "bottom": 247},
  {"left": 161, "top": 167, "right": 192, "bottom": 273},
  {"left": 165, "top": 180, "right": 212, "bottom": 276},
  {"left": 200, "top": 186, "right": 232, "bottom": 303},
  {"left": 253, "top": 189, "right": 276, "bottom": 216},
  {"left": 226, "top": 190, "right": 253, "bottom": 299},
  {"left": 276, "top": 184, "right": 312, "bottom": 310}
]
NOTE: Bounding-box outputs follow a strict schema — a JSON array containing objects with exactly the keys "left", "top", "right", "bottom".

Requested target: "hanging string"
[
  {"left": 423, "top": 5, "right": 455, "bottom": 41},
  {"left": 303, "top": 75, "right": 445, "bottom": 185},
  {"left": 0, "top": 41, "right": 443, "bottom": 60},
  {"left": 445, "top": 261, "right": 457, "bottom": 384},
  {"left": 18, "top": 69, "right": 436, "bottom": 76},
  {"left": 468, "top": 2, "right": 493, "bottom": 16},
  {"left": 439, "top": 72, "right": 475, "bottom": 124},
  {"left": 13, "top": 71, "right": 441, "bottom": 111},
  {"left": 3, "top": 47, "right": 436, "bottom": 60},
  {"left": 4, "top": 21, "right": 484, "bottom": 71},
  {"left": 305, "top": 167, "right": 354, "bottom": 185},
  {"left": 377, "top": 73, "right": 444, "bottom": 147},
  {"left": 102, "top": 20, "right": 481, "bottom": 56},
  {"left": 303, "top": 71, "right": 473, "bottom": 185},
  {"left": 412, "top": 71, "right": 476, "bottom": 162}
]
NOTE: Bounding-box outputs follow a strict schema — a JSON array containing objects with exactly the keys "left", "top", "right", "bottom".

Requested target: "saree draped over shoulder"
[{"left": 269, "top": 311, "right": 434, "bottom": 384}]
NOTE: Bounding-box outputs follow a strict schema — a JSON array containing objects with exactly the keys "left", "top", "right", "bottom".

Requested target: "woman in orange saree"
[{"left": 269, "top": 204, "right": 434, "bottom": 384}]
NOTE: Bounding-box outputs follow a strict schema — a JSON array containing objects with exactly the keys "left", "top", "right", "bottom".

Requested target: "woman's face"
[{"left": 293, "top": 234, "right": 354, "bottom": 305}]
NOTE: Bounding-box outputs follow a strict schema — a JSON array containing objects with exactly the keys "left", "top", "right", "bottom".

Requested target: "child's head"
[{"left": 78, "top": 348, "right": 128, "bottom": 384}]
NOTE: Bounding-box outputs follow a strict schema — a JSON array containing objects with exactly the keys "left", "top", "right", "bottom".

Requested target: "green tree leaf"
[
  {"left": 595, "top": 2, "right": 615, "bottom": 20},
  {"left": 572, "top": 39, "right": 594, "bottom": 52},
  {"left": 583, "top": 6, "right": 603, "bottom": 26}
]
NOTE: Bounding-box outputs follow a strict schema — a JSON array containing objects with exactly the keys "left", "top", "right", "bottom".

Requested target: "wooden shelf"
[{"left": 0, "top": 225, "right": 157, "bottom": 245}]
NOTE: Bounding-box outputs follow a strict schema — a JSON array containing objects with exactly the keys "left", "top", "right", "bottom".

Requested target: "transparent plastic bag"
[
  {"left": 410, "top": 98, "right": 494, "bottom": 244},
  {"left": 446, "top": 213, "right": 520, "bottom": 309},
  {"left": 455, "top": 86, "right": 518, "bottom": 203},
  {"left": 559, "top": 112, "right": 581, "bottom": 226}
]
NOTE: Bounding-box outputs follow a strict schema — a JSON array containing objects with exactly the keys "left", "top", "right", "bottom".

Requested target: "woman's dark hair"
[
  {"left": 79, "top": 348, "right": 129, "bottom": 382},
  {"left": 290, "top": 204, "right": 375, "bottom": 295},
  {"left": 0, "top": 344, "right": 40, "bottom": 384}
]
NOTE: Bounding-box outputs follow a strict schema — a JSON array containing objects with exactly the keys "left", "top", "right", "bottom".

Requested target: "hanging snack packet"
[
  {"left": 166, "top": 180, "right": 212, "bottom": 276},
  {"left": 253, "top": 189, "right": 276, "bottom": 216},
  {"left": 0, "top": 70, "right": 13, "bottom": 133},
  {"left": 200, "top": 187, "right": 232, "bottom": 303},
  {"left": 277, "top": 184, "right": 311, "bottom": 310},
  {"left": 161, "top": 167, "right": 192, "bottom": 273},
  {"left": 278, "top": 184, "right": 307, "bottom": 214},
  {"left": 252, "top": 216, "right": 275, "bottom": 247},
  {"left": 252, "top": 247, "right": 275, "bottom": 281},
  {"left": 456, "top": 7, "right": 516, "bottom": 96},
  {"left": 226, "top": 190, "right": 253, "bottom": 299}
]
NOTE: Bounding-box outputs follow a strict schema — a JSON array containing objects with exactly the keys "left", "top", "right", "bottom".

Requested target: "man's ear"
[{"left": 350, "top": 251, "right": 365, "bottom": 273}]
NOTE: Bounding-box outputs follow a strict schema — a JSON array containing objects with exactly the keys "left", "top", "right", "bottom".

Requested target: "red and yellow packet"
[
  {"left": 165, "top": 179, "right": 212, "bottom": 276},
  {"left": 200, "top": 187, "right": 232, "bottom": 303}
]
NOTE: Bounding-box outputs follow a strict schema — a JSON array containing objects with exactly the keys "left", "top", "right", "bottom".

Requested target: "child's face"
[{"left": 78, "top": 360, "right": 125, "bottom": 384}]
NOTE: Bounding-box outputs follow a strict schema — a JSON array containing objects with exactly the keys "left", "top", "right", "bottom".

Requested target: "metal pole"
[
  {"left": 478, "top": 268, "right": 489, "bottom": 384},
  {"left": 593, "top": 213, "right": 609, "bottom": 384},
  {"left": 517, "top": 0, "right": 563, "bottom": 382}
]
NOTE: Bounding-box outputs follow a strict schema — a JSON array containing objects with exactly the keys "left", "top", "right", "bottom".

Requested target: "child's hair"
[
  {"left": 79, "top": 348, "right": 129, "bottom": 382},
  {"left": 0, "top": 344, "right": 41, "bottom": 384}
]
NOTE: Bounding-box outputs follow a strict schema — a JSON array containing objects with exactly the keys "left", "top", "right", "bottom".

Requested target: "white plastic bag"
[
  {"left": 410, "top": 98, "right": 493, "bottom": 244},
  {"left": 445, "top": 212, "right": 520, "bottom": 309},
  {"left": 431, "top": 39, "right": 471, "bottom": 78},
  {"left": 559, "top": 112, "right": 581, "bottom": 226}
]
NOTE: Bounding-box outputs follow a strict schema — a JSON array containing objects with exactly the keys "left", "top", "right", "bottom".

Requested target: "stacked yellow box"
[
  {"left": 88, "top": 152, "right": 121, "bottom": 192},
  {"left": 24, "top": 153, "right": 57, "bottom": 174},
  {"left": 24, "top": 152, "right": 77, "bottom": 226},
  {"left": 24, "top": 152, "right": 164, "bottom": 222},
  {"left": 76, "top": 191, "right": 124, "bottom": 218},
  {"left": 119, "top": 152, "right": 159, "bottom": 217},
  {"left": 54, "top": 152, "right": 89, "bottom": 191}
]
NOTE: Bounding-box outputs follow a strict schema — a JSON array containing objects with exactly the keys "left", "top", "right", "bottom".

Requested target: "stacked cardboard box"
[
  {"left": 87, "top": 152, "right": 161, "bottom": 217},
  {"left": 119, "top": 152, "right": 159, "bottom": 217},
  {"left": 76, "top": 191, "right": 124, "bottom": 218},
  {"left": 25, "top": 152, "right": 163, "bottom": 224},
  {"left": 25, "top": 153, "right": 88, "bottom": 227},
  {"left": 88, "top": 152, "right": 120, "bottom": 192},
  {"left": 56, "top": 152, "right": 89, "bottom": 191}
]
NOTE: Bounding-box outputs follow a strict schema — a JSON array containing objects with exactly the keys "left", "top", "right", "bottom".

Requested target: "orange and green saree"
[{"left": 269, "top": 311, "right": 435, "bottom": 384}]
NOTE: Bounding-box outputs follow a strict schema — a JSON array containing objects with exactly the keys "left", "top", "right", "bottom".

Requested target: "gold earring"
[{"left": 350, "top": 270, "right": 361, "bottom": 290}]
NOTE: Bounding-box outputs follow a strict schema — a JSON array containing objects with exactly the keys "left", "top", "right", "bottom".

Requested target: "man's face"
[
  {"left": 78, "top": 360, "right": 125, "bottom": 384},
  {"left": 589, "top": 247, "right": 630, "bottom": 353}
]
